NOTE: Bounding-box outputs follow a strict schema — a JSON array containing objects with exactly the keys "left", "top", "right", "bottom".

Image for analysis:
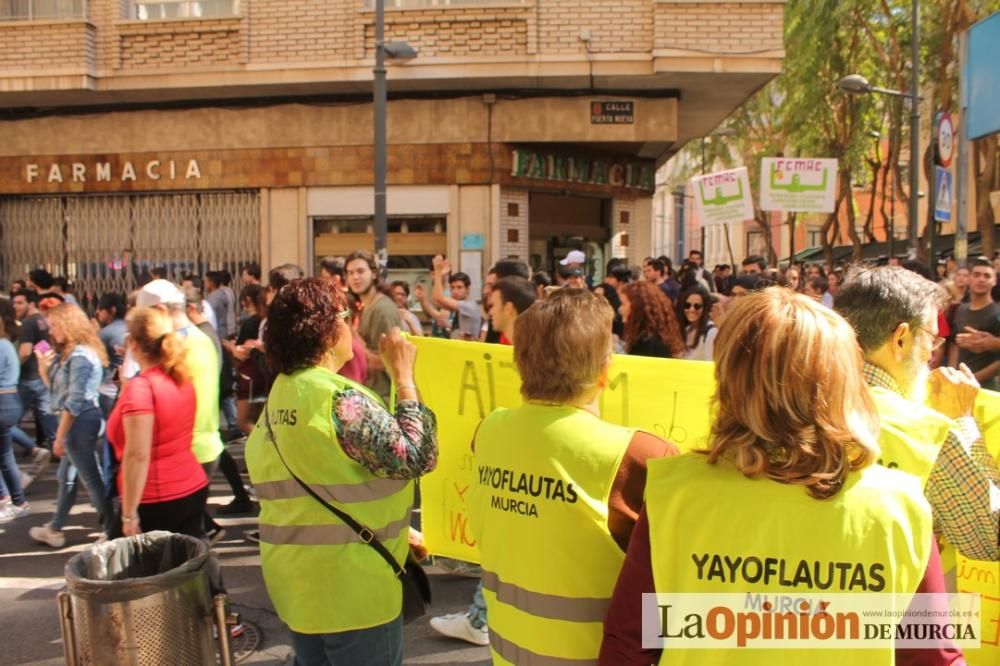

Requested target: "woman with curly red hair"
[{"left": 619, "top": 281, "right": 685, "bottom": 358}]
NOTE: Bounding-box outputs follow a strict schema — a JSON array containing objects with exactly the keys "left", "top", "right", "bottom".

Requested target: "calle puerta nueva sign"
[{"left": 590, "top": 101, "right": 635, "bottom": 125}]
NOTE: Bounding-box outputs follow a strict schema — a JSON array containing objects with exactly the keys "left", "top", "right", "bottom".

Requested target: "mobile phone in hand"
[{"left": 33, "top": 340, "right": 52, "bottom": 355}]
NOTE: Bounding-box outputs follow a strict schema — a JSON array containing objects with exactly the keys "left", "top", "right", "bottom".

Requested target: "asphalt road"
[{"left": 0, "top": 443, "right": 489, "bottom": 666}]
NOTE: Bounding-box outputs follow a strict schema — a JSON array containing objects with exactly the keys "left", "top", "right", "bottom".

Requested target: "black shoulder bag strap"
[{"left": 262, "top": 404, "right": 406, "bottom": 577}]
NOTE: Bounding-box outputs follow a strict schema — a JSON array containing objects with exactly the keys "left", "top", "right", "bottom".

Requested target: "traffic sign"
[
  {"left": 935, "top": 112, "right": 955, "bottom": 167},
  {"left": 934, "top": 166, "right": 953, "bottom": 223}
]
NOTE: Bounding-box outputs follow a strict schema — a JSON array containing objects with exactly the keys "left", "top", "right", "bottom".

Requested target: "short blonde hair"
[
  {"left": 514, "top": 289, "right": 613, "bottom": 403},
  {"left": 707, "top": 287, "right": 877, "bottom": 499}
]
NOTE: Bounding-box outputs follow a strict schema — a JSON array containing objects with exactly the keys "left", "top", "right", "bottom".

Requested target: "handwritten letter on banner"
[
  {"left": 413, "top": 337, "right": 716, "bottom": 563},
  {"left": 691, "top": 167, "right": 755, "bottom": 225},
  {"left": 760, "top": 157, "right": 838, "bottom": 213}
]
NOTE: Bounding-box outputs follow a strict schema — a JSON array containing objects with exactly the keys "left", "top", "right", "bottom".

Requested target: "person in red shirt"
[{"left": 107, "top": 307, "right": 208, "bottom": 539}]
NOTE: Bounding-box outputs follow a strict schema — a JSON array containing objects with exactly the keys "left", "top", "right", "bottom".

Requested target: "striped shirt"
[{"left": 864, "top": 362, "right": 1000, "bottom": 561}]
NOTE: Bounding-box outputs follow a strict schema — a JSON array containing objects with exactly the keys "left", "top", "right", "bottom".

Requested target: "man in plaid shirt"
[{"left": 838, "top": 265, "right": 1000, "bottom": 564}]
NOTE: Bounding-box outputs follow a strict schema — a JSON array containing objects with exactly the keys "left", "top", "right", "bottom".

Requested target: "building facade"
[{"left": 0, "top": 0, "right": 784, "bottom": 302}]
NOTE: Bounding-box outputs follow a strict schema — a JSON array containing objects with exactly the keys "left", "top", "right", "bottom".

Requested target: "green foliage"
[{"left": 685, "top": 0, "right": 1000, "bottom": 257}]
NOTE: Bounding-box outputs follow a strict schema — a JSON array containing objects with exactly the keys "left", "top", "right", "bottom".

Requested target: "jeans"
[
  {"left": 11, "top": 426, "right": 35, "bottom": 454},
  {"left": 0, "top": 393, "right": 26, "bottom": 505},
  {"left": 290, "top": 615, "right": 403, "bottom": 666},
  {"left": 98, "top": 393, "right": 118, "bottom": 498},
  {"left": 18, "top": 378, "right": 58, "bottom": 446},
  {"left": 467, "top": 581, "right": 487, "bottom": 629},
  {"left": 50, "top": 407, "right": 111, "bottom": 532}
]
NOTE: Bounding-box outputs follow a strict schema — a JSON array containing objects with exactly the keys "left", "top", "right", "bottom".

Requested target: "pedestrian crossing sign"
[{"left": 935, "top": 167, "right": 952, "bottom": 223}]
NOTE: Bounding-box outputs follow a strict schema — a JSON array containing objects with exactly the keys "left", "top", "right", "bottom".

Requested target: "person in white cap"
[
  {"left": 558, "top": 250, "right": 588, "bottom": 288},
  {"left": 134, "top": 279, "right": 226, "bottom": 541}
]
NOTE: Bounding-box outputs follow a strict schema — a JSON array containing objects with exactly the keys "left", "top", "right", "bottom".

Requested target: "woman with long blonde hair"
[
  {"left": 107, "top": 307, "right": 208, "bottom": 539},
  {"left": 30, "top": 303, "right": 112, "bottom": 548},
  {"left": 602, "top": 288, "right": 947, "bottom": 665}
]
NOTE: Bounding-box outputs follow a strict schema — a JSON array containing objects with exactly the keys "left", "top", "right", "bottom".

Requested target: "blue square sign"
[{"left": 934, "top": 167, "right": 952, "bottom": 223}]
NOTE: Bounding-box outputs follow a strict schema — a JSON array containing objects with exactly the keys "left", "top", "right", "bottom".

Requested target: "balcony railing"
[
  {"left": 0, "top": 0, "right": 86, "bottom": 21},
  {"left": 133, "top": 0, "right": 239, "bottom": 20}
]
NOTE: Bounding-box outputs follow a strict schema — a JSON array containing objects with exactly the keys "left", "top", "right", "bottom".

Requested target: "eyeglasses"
[
  {"left": 914, "top": 325, "right": 945, "bottom": 351},
  {"left": 683, "top": 302, "right": 704, "bottom": 311}
]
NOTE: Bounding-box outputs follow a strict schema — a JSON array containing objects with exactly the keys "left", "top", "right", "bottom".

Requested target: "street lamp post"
[
  {"left": 837, "top": 0, "right": 921, "bottom": 258},
  {"left": 373, "top": 0, "right": 416, "bottom": 274}
]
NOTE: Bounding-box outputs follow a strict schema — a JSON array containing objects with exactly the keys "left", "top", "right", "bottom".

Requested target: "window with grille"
[
  {"left": 0, "top": 0, "right": 86, "bottom": 21},
  {"left": 134, "top": 0, "right": 239, "bottom": 20}
]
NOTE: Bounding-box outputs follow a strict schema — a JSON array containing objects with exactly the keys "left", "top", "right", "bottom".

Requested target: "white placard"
[
  {"left": 692, "top": 167, "right": 754, "bottom": 225},
  {"left": 760, "top": 157, "right": 838, "bottom": 213}
]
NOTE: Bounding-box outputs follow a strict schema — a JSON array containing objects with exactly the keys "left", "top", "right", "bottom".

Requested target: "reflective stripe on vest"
[
  {"left": 260, "top": 513, "right": 410, "bottom": 546},
  {"left": 469, "top": 404, "right": 634, "bottom": 664},
  {"left": 481, "top": 569, "right": 610, "bottom": 623},
  {"left": 645, "top": 453, "right": 932, "bottom": 666},
  {"left": 489, "top": 627, "right": 599, "bottom": 666},
  {"left": 253, "top": 477, "right": 409, "bottom": 504},
  {"left": 244, "top": 366, "right": 413, "bottom": 635}
]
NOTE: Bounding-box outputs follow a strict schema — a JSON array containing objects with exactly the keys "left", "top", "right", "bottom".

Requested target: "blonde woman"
[
  {"left": 601, "top": 288, "right": 952, "bottom": 665},
  {"left": 107, "top": 307, "right": 207, "bottom": 539},
  {"left": 30, "top": 304, "right": 111, "bottom": 548}
]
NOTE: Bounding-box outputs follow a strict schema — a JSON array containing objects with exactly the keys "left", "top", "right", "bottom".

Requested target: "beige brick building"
[{"left": 0, "top": 0, "right": 784, "bottom": 301}]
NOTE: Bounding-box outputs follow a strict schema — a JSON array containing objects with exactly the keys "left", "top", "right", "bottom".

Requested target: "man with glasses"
[{"left": 837, "top": 265, "right": 1000, "bottom": 565}]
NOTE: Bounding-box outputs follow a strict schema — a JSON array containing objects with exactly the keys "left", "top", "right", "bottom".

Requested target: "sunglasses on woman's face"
[{"left": 683, "top": 302, "right": 704, "bottom": 311}]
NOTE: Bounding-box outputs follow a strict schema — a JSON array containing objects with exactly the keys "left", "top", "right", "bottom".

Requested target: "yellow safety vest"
[
  {"left": 870, "top": 385, "right": 952, "bottom": 486},
  {"left": 468, "top": 404, "right": 634, "bottom": 665},
  {"left": 646, "top": 453, "right": 933, "bottom": 666},
  {"left": 244, "top": 366, "right": 414, "bottom": 634},
  {"left": 182, "top": 325, "right": 224, "bottom": 465}
]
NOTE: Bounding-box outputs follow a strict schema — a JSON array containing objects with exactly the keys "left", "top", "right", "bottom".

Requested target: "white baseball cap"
[
  {"left": 559, "top": 250, "right": 587, "bottom": 266},
  {"left": 136, "top": 279, "right": 185, "bottom": 308}
]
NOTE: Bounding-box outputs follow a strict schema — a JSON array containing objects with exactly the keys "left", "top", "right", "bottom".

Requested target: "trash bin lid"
[{"left": 65, "top": 531, "right": 209, "bottom": 598}]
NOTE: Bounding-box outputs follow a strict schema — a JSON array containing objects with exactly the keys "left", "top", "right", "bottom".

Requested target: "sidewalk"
[{"left": 0, "top": 442, "right": 488, "bottom": 666}]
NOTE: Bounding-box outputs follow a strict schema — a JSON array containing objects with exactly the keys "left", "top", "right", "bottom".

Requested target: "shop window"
[
  {"left": 746, "top": 231, "right": 768, "bottom": 257},
  {"left": 0, "top": 0, "right": 86, "bottom": 20},
  {"left": 312, "top": 215, "right": 446, "bottom": 275},
  {"left": 134, "top": 0, "right": 239, "bottom": 20}
]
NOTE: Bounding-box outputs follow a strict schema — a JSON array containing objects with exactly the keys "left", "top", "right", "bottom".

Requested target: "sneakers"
[
  {"left": 29, "top": 525, "right": 66, "bottom": 548},
  {"left": 429, "top": 613, "right": 490, "bottom": 647},
  {"left": 215, "top": 497, "right": 256, "bottom": 516},
  {"left": 31, "top": 447, "right": 51, "bottom": 478},
  {"left": 20, "top": 472, "right": 34, "bottom": 491},
  {"left": 245, "top": 529, "right": 260, "bottom": 543},
  {"left": 0, "top": 502, "right": 30, "bottom": 523}
]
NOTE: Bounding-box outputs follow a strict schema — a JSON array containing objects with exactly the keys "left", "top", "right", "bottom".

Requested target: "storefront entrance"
[{"left": 528, "top": 192, "right": 610, "bottom": 279}]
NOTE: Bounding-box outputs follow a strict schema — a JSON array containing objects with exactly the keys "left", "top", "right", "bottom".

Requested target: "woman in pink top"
[{"left": 107, "top": 307, "right": 208, "bottom": 539}]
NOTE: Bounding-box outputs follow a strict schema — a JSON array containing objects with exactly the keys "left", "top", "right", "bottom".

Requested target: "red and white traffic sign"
[{"left": 935, "top": 112, "right": 955, "bottom": 168}]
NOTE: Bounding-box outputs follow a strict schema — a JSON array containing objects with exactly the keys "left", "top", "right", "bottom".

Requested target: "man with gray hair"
[{"left": 837, "top": 265, "right": 1000, "bottom": 564}]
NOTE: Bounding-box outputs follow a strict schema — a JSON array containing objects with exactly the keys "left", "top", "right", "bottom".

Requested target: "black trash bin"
[{"left": 58, "top": 531, "right": 231, "bottom": 666}]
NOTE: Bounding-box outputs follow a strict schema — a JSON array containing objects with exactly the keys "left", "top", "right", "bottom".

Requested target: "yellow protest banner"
[
  {"left": 413, "top": 336, "right": 716, "bottom": 563},
  {"left": 949, "top": 389, "right": 1000, "bottom": 666}
]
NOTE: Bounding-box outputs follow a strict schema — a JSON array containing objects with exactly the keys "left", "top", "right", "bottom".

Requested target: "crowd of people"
[{"left": 1, "top": 249, "right": 998, "bottom": 666}]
